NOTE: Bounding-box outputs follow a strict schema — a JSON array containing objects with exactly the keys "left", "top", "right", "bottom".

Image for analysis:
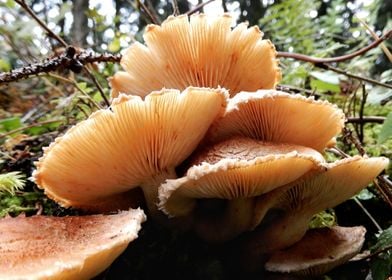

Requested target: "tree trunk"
[{"left": 71, "top": 0, "right": 90, "bottom": 47}]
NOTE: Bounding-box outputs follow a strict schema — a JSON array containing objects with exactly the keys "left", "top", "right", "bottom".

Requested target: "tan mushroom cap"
[
  {"left": 34, "top": 87, "right": 228, "bottom": 213},
  {"left": 159, "top": 137, "right": 326, "bottom": 241},
  {"left": 112, "top": 14, "right": 280, "bottom": 98},
  {"left": 207, "top": 90, "right": 345, "bottom": 152},
  {"left": 0, "top": 208, "right": 146, "bottom": 280},
  {"left": 239, "top": 156, "right": 388, "bottom": 268},
  {"left": 265, "top": 226, "right": 366, "bottom": 276}
]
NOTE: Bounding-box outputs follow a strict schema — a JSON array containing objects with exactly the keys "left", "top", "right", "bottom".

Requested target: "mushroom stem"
[
  {"left": 141, "top": 170, "right": 177, "bottom": 218},
  {"left": 196, "top": 197, "right": 255, "bottom": 242}
]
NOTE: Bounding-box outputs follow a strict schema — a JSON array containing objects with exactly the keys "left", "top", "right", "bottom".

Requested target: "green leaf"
[
  {"left": 310, "top": 78, "right": 340, "bottom": 93},
  {"left": 310, "top": 71, "right": 340, "bottom": 85},
  {"left": 0, "top": 172, "right": 26, "bottom": 195},
  {"left": 0, "top": 117, "right": 22, "bottom": 132},
  {"left": 370, "top": 254, "right": 392, "bottom": 280},
  {"left": 371, "top": 226, "right": 392, "bottom": 253},
  {"left": 378, "top": 112, "right": 392, "bottom": 144},
  {"left": 108, "top": 37, "right": 121, "bottom": 53},
  {"left": 0, "top": 59, "right": 10, "bottom": 71}
]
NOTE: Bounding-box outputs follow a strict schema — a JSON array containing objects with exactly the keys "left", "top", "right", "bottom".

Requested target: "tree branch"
[
  {"left": 277, "top": 29, "right": 392, "bottom": 64},
  {"left": 186, "top": 0, "right": 216, "bottom": 15},
  {"left": 346, "top": 116, "right": 386, "bottom": 124},
  {"left": 0, "top": 48, "right": 121, "bottom": 84}
]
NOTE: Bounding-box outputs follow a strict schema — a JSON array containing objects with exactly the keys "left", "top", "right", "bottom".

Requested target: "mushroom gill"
[
  {"left": 239, "top": 156, "right": 388, "bottom": 269},
  {"left": 110, "top": 14, "right": 280, "bottom": 98},
  {"left": 0, "top": 209, "right": 146, "bottom": 280},
  {"left": 34, "top": 87, "right": 228, "bottom": 215},
  {"left": 159, "top": 137, "right": 326, "bottom": 242},
  {"left": 207, "top": 90, "right": 345, "bottom": 152},
  {"left": 265, "top": 226, "right": 366, "bottom": 277}
]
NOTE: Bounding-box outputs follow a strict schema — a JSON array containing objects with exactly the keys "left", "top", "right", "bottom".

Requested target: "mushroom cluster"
[{"left": 1, "top": 13, "right": 389, "bottom": 279}]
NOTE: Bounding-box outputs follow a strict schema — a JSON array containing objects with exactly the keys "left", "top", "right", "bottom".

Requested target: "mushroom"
[
  {"left": 0, "top": 208, "right": 146, "bottom": 280},
  {"left": 265, "top": 226, "right": 366, "bottom": 277},
  {"left": 34, "top": 87, "right": 228, "bottom": 215},
  {"left": 207, "top": 90, "right": 345, "bottom": 152},
  {"left": 110, "top": 14, "right": 280, "bottom": 98},
  {"left": 159, "top": 137, "right": 326, "bottom": 241},
  {"left": 238, "top": 156, "right": 388, "bottom": 268}
]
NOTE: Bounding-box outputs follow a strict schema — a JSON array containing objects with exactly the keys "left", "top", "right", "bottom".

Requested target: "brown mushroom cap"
[
  {"left": 0, "top": 209, "right": 146, "bottom": 280},
  {"left": 207, "top": 90, "right": 345, "bottom": 152},
  {"left": 111, "top": 14, "right": 280, "bottom": 98},
  {"left": 159, "top": 137, "right": 326, "bottom": 241},
  {"left": 239, "top": 156, "right": 388, "bottom": 268},
  {"left": 34, "top": 87, "right": 228, "bottom": 213},
  {"left": 265, "top": 226, "right": 366, "bottom": 276}
]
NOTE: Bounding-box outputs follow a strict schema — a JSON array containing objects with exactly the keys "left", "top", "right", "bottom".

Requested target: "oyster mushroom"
[
  {"left": 34, "top": 87, "right": 228, "bottom": 215},
  {"left": 265, "top": 226, "right": 366, "bottom": 277},
  {"left": 0, "top": 209, "right": 145, "bottom": 280},
  {"left": 239, "top": 156, "right": 388, "bottom": 268},
  {"left": 159, "top": 137, "right": 326, "bottom": 241},
  {"left": 208, "top": 90, "right": 345, "bottom": 152},
  {"left": 110, "top": 13, "right": 280, "bottom": 98}
]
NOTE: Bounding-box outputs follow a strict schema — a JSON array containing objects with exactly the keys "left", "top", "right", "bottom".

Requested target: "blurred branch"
[
  {"left": 136, "top": 0, "right": 160, "bottom": 24},
  {"left": 277, "top": 29, "right": 392, "bottom": 64},
  {"left": 186, "top": 0, "right": 216, "bottom": 15},
  {"left": 346, "top": 116, "right": 386, "bottom": 124},
  {"left": 14, "top": 0, "right": 67, "bottom": 47},
  {"left": 171, "top": 0, "right": 179, "bottom": 16},
  {"left": 0, "top": 48, "right": 121, "bottom": 84}
]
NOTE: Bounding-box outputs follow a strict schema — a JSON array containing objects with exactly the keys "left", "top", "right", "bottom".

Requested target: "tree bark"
[{"left": 71, "top": 0, "right": 90, "bottom": 47}]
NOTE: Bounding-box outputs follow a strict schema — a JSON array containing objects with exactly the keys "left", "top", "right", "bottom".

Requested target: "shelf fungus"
[
  {"left": 207, "top": 90, "right": 345, "bottom": 152},
  {"left": 34, "top": 87, "right": 228, "bottom": 215},
  {"left": 265, "top": 226, "right": 366, "bottom": 277},
  {"left": 110, "top": 14, "right": 280, "bottom": 98},
  {"left": 159, "top": 137, "right": 326, "bottom": 242},
  {"left": 0, "top": 209, "right": 146, "bottom": 280},
  {"left": 238, "top": 156, "right": 388, "bottom": 270}
]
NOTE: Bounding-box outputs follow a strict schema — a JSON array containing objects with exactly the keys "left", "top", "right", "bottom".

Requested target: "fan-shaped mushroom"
[
  {"left": 239, "top": 156, "right": 388, "bottom": 268},
  {"left": 265, "top": 226, "right": 366, "bottom": 277},
  {"left": 207, "top": 90, "right": 345, "bottom": 152},
  {"left": 110, "top": 14, "right": 280, "bottom": 98},
  {"left": 34, "top": 87, "right": 228, "bottom": 215},
  {"left": 0, "top": 209, "right": 145, "bottom": 280},
  {"left": 159, "top": 137, "right": 326, "bottom": 241}
]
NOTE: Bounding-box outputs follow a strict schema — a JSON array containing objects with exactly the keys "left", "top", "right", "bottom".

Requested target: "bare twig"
[
  {"left": 276, "top": 84, "right": 320, "bottom": 97},
  {"left": 353, "top": 244, "right": 392, "bottom": 262},
  {"left": 14, "top": 0, "right": 67, "bottom": 47},
  {"left": 186, "top": 0, "right": 216, "bottom": 15},
  {"left": 0, "top": 48, "right": 121, "bottom": 84},
  {"left": 322, "top": 64, "right": 392, "bottom": 90},
  {"left": 136, "top": 0, "right": 160, "bottom": 24},
  {"left": 171, "top": 0, "right": 180, "bottom": 16},
  {"left": 346, "top": 116, "right": 385, "bottom": 124},
  {"left": 83, "top": 67, "right": 110, "bottom": 107},
  {"left": 277, "top": 29, "right": 392, "bottom": 64},
  {"left": 354, "top": 197, "right": 382, "bottom": 232}
]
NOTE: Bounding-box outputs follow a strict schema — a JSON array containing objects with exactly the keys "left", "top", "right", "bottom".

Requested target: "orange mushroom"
[
  {"left": 0, "top": 209, "right": 145, "bottom": 280},
  {"left": 110, "top": 14, "right": 280, "bottom": 98}
]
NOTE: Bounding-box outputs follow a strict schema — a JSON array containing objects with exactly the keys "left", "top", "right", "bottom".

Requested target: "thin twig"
[
  {"left": 353, "top": 244, "right": 392, "bottom": 262},
  {"left": 0, "top": 48, "right": 121, "bottom": 84},
  {"left": 171, "top": 0, "right": 180, "bottom": 16},
  {"left": 0, "top": 119, "right": 63, "bottom": 139},
  {"left": 186, "top": 0, "right": 216, "bottom": 15},
  {"left": 346, "top": 116, "right": 385, "bottom": 124},
  {"left": 83, "top": 67, "right": 110, "bottom": 107},
  {"left": 322, "top": 64, "right": 392, "bottom": 90},
  {"left": 353, "top": 197, "right": 382, "bottom": 232},
  {"left": 276, "top": 84, "right": 320, "bottom": 97},
  {"left": 277, "top": 29, "right": 392, "bottom": 64},
  {"left": 14, "top": 0, "right": 67, "bottom": 47},
  {"left": 136, "top": 0, "right": 160, "bottom": 24}
]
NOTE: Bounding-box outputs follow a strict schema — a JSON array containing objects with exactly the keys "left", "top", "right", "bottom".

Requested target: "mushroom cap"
[
  {"left": 112, "top": 14, "right": 280, "bottom": 98},
  {"left": 207, "top": 90, "right": 345, "bottom": 152},
  {"left": 159, "top": 137, "right": 325, "bottom": 220},
  {"left": 265, "top": 226, "right": 366, "bottom": 276},
  {"left": 239, "top": 156, "right": 388, "bottom": 268},
  {"left": 0, "top": 209, "right": 146, "bottom": 280},
  {"left": 34, "top": 87, "right": 228, "bottom": 211}
]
